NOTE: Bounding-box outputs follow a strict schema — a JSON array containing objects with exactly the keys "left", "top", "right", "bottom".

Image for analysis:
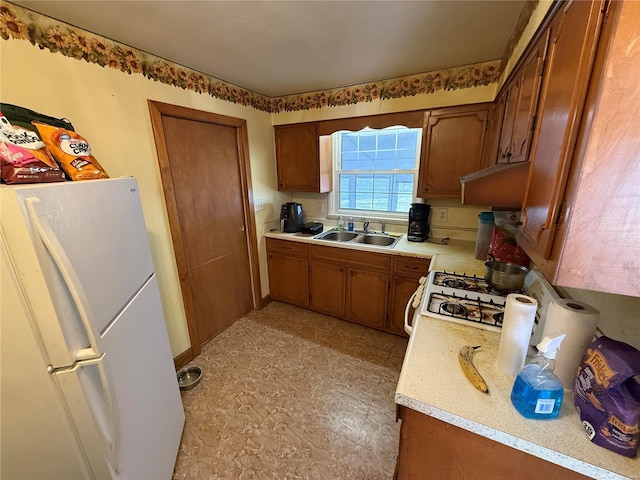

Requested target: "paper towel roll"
[
  {"left": 497, "top": 294, "right": 538, "bottom": 376},
  {"left": 542, "top": 299, "right": 600, "bottom": 388}
]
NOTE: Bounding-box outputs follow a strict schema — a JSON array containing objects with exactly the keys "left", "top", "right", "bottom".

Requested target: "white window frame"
[{"left": 328, "top": 126, "right": 422, "bottom": 222}]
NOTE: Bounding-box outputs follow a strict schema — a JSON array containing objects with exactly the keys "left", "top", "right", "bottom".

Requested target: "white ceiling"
[{"left": 13, "top": 1, "right": 526, "bottom": 97}]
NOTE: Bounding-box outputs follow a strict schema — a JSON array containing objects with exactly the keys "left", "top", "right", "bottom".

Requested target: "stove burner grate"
[
  {"left": 426, "top": 291, "right": 505, "bottom": 329},
  {"left": 441, "top": 302, "right": 468, "bottom": 316},
  {"left": 443, "top": 278, "right": 471, "bottom": 290}
]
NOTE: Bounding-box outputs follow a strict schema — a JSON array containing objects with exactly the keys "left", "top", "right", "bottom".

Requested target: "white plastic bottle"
[
  {"left": 337, "top": 215, "right": 345, "bottom": 231},
  {"left": 510, "top": 334, "right": 566, "bottom": 420}
]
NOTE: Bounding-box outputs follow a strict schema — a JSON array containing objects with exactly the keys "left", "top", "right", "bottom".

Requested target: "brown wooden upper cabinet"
[
  {"left": 520, "top": 0, "right": 638, "bottom": 297},
  {"left": 519, "top": 0, "right": 605, "bottom": 259},
  {"left": 274, "top": 123, "right": 331, "bottom": 192},
  {"left": 496, "top": 33, "right": 548, "bottom": 165},
  {"left": 417, "top": 103, "right": 491, "bottom": 199}
]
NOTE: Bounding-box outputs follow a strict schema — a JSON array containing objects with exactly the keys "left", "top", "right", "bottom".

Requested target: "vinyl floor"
[{"left": 172, "top": 301, "right": 409, "bottom": 479}]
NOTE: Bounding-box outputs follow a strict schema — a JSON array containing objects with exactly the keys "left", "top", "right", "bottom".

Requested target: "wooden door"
[
  {"left": 148, "top": 101, "right": 260, "bottom": 358},
  {"left": 497, "top": 80, "right": 520, "bottom": 163},
  {"left": 520, "top": 0, "right": 604, "bottom": 258},
  {"left": 388, "top": 275, "right": 418, "bottom": 336},
  {"left": 309, "top": 259, "right": 346, "bottom": 317},
  {"left": 345, "top": 267, "right": 388, "bottom": 329},
  {"left": 274, "top": 123, "right": 320, "bottom": 191},
  {"left": 418, "top": 104, "right": 490, "bottom": 198},
  {"left": 267, "top": 253, "right": 309, "bottom": 307},
  {"left": 508, "top": 34, "right": 547, "bottom": 164}
]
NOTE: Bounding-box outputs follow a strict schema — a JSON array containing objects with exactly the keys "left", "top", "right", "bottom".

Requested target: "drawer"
[
  {"left": 310, "top": 244, "right": 391, "bottom": 271},
  {"left": 266, "top": 238, "right": 309, "bottom": 257},
  {"left": 392, "top": 256, "right": 430, "bottom": 276}
]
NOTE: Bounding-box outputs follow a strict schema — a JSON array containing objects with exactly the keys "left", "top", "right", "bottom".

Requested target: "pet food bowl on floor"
[{"left": 176, "top": 365, "right": 202, "bottom": 390}]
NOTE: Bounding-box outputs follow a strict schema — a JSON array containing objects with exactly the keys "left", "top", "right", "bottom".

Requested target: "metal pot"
[{"left": 484, "top": 261, "right": 528, "bottom": 291}]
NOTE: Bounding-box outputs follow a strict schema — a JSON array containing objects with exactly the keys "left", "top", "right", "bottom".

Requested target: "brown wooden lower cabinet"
[
  {"left": 345, "top": 267, "right": 389, "bottom": 329},
  {"left": 389, "top": 274, "right": 421, "bottom": 336},
  {"left": 395, "top": 406, "right": 589, "bottom": 480},
  {"left": 266, "top": 238, "right": 430, "bottom": 335},
  {"left": 309, "top": 259, "right": 346, "bottom": 317},
  {"left": 266, "top": 238, "right": 309, "bottom": 307}
]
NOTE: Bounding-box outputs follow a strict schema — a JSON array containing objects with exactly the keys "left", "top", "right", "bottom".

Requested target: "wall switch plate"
[
  {"left": 435, "top": 207, "right": 448, "bottom": 223},
  {"left": 317, "top": 201, "right": 326, "bottom": 214},
  {"left": 254, "top": 198, "right": 265, "bottom": 212}
]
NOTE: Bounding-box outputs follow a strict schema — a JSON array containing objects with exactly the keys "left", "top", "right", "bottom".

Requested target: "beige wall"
[{"left": 1, "top": 40, "right": 277, "bottom": 357}]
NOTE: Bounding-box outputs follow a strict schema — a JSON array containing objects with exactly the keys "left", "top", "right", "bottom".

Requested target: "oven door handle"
[
  {"left": 405, "top": 277, "right": 428, "bottom": 335},
  {"left": 404, "top": 291, "right": 417, "bottom": 335}
]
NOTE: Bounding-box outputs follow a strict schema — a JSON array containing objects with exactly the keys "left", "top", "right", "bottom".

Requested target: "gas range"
[{"left": 415, "top": 269, "right": 559, "bottom": 342}]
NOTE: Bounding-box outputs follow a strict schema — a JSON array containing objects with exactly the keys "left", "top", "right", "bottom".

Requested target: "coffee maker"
[
  {"left": 280, "top": 202, "right": 304, "bottom": 233},
  {"left": 407, "top": 203, "right": 430, "bottom": 242}
]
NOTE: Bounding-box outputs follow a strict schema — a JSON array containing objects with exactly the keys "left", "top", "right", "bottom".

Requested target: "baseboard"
[
  {"left": 260, "top": 294, "right": 272, "bottom": 308},
  {"left": 173, "top": 348, "right": 194, "bottom": 369}
]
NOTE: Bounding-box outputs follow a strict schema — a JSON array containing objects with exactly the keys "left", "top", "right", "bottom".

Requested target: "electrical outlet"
[
  {"left": 254, "top": 198, "right": 264, "bottom": 212},
  {"left": 436, "top": 208, "right": 448, "bottom": 223},
  {"left": 317, "top": 202, "right": 326, "bottom": 214}
]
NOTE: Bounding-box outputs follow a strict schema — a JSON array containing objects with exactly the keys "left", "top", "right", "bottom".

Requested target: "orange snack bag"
[{"left": 33, "top": 122, "right": 108, "bottom": 181}]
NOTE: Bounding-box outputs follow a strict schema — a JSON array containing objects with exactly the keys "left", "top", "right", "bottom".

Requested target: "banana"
[{"left": 458, "top": 345, "right": 489, "bottom": 394}]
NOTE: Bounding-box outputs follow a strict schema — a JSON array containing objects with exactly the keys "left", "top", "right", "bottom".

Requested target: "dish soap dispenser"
[
  {"left": 510, "top": 334, "right": 566, "bottom": 420},
  {"left": 337, "top": 215, "right": 345, "bottom": 231}
]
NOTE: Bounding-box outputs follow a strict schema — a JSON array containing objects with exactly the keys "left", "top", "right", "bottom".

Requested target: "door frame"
[{"left": 148, "top": 100, "right": 262, "bottom": 361}]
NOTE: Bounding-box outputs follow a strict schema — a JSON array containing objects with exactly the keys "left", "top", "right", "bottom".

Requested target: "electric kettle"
[{"left": 280, "top": 202, "right": 304, "bottom": 232}]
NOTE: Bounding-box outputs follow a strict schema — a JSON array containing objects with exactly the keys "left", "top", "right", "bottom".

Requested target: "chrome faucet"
[
  {"left": 363, "top": 220, "right": 370, "bottom": 232},
  {"left": 381, "top": 223, "right": 386, "bottom": 234}
]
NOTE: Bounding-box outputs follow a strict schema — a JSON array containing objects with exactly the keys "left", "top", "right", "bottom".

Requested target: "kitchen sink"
[
  {"left": 314, "top": 228, "right": 401, "bottom": 248},
  {"left": 357, "top": 234, "right": 397, "bottom": 247},
  {"left": 318, "top": 231, "right": 359, "bottom": 242}
]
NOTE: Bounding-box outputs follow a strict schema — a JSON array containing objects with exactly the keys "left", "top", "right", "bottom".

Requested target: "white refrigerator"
[{"left": 1, "top": 177, "right": 185, "bottom": 479}]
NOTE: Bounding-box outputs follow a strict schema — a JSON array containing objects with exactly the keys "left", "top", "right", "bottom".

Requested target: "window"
[{"left": 331, "top": 126, "right": 422, "bottom": 219}]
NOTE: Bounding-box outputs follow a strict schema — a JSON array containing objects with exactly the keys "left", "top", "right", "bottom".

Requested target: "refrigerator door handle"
[
  {"left": 57, "top": 353, "right": 121, "bottom": 476},
  {"left": 24, "top": 198, "right": 101, "bottom": 357}
]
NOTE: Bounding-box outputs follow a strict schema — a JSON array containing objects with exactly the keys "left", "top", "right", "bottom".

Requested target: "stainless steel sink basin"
[
  {"left": 314, "top": 229, "right": 401, "bottom": 248},
  {"left": 318, "top": 231, "right": 359, "bottom": 242},
  {"left": 357, "top": 234, "right": 397, "bottom": 247}
]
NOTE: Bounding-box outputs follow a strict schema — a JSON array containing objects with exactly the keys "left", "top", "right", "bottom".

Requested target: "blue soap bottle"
[{"left": 510, "top": 334, "right": 566, "bottom": 420}]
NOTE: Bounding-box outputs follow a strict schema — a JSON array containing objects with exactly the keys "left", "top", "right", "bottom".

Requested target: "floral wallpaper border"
[{"left": 2, "top": 2, "right": 516, "bottom": 113}]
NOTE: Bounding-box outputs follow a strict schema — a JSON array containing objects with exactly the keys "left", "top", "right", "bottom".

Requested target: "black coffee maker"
[
  {"left": 407, "top": 203, "right": 430, "bottom": 242},
  {"left": 280, "top": 202, "right": 304, "bottom": 233}
]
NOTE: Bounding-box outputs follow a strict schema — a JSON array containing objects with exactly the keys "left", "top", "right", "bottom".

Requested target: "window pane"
[
  {"left": 396, "top": 151, "right": 416, "bottom": 169},
  {"left": 342, "top": 134, "right": 358, "bottom": 152},
  {"left": 374, "top": 175, "right": 392, "bottom": 193},
  {"left": 359, "top": 133, "right": 376, "bottom": 151},
  {"left": 355, "top": 175, "right": 374, "bottom": 192},
  {"left": 355, "top": 192, "right": 373, "bottom": 209},
  {"left": 378, "top": 132, "right": 396, "bottom": 150},
  {"left": 373, "top": 193, "right": 392, "bottom": 211},
  {"left": 398, "top": 131, "right": 418, "bottom": 149},
  {"left": 343, "top": 159, "right": 358, "bottom": 170},
  {"left": 358, "top": 153, "right": 375, "bottom": 170}
]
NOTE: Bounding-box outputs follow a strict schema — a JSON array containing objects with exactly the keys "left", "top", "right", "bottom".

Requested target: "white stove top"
[{"left": 417, "top": 269, "right": 559, "bottom": 341}]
